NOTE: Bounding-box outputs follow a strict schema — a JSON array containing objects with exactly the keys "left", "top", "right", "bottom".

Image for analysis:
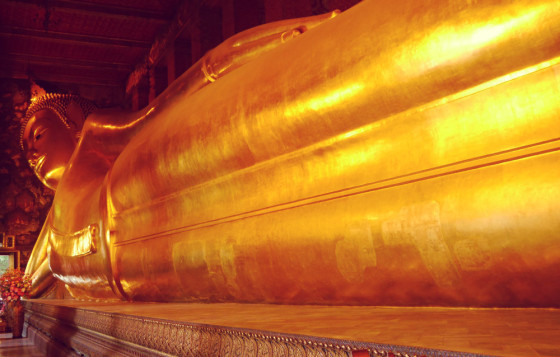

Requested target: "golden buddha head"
[{"left": 20, "top": 94, "right": 96, "bottom": 190}]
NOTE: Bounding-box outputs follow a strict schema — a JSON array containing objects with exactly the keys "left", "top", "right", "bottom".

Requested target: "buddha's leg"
[
  {"left": 25, "top": 212, "right": 55, "bottom": 297},
  {"left": 27, "top": 259, "right": 56, "bottom": 298}
]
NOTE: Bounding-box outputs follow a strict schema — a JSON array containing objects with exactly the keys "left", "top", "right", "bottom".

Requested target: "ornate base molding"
[{"left": 24, "top": 301, "right": 487, "bottom": 357}]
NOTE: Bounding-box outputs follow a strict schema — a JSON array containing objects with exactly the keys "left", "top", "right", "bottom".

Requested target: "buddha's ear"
[{"left": 66, "top": 100, "right": 85, "bottom": 133}]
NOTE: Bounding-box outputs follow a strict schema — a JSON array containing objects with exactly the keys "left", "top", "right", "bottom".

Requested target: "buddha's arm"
[{"left": 25, "top": 210, "right": 56, "bottom": 297}]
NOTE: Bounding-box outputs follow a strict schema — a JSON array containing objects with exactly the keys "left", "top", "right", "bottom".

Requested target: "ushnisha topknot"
[{"left": 20, "top": 93, "right": 97, "bottom": 151}]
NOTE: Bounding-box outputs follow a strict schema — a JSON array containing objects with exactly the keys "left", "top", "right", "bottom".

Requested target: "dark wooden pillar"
[
  {"left": 265, "top": 0, "right": 312, "bottom": 22},
  {"left": 133, "top": 76, "right": 149, "bottom": 110},
  {"left": 131, "top": 85, "right": 140, "bottom": 111},
  {"left": 149, "top": 67, "right": 156, "bottom": 103},
  {"left": 191, "top": 22, "right": 202, "bottom": 63},
  {"left": 282, "top": 0, "right": 312, "bottom": 18},
  {"left": 234, "top": 0, "right": 264, "bottom": 33},
  {"left": 222, "top": 0, "right": 235, "bottom": 40},
  {"left": 174, "top": 31, "right": 192, "bottom": 78},
  {"left": 167, "top": 45, "right": 176, "bottom": 86},
  {"left": 264, "top": 0, "right": 282, "bottom": 22},
  {"left": 200, "top": 5, "right": 223, "bottom": 55}
]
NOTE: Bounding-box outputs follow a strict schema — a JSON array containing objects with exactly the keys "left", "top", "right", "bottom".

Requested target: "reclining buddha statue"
[{"left": 23, "top": 0, "right": 560, "bottom": 307}]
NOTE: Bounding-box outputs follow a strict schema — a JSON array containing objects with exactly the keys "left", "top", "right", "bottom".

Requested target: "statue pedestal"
[{"left": 23, "top": 300, "right": 560, "bottom": 356}]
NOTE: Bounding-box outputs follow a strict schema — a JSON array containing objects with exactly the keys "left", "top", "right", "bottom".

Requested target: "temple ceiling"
[{"left": 0, "top": 0, "right": 182, "bottom": 89}]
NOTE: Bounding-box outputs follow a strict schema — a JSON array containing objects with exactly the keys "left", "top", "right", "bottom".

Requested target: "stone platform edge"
[{"left": 23, "top": 300, "right": 491, "bottom": 357}]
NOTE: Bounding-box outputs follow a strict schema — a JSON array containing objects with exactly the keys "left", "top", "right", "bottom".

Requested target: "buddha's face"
[{"left": 22, "top": 109, "right": 77, "bottom": 190}]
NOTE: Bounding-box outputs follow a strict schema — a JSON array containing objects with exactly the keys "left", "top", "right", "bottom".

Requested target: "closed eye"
[{"left": 33, "top": 128, "right": 47, "bottom": 142}]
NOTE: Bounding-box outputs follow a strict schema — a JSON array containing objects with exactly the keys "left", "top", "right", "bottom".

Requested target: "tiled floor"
[
  {"left": 28, "top": 300, "right": 560, "bottom": 357},
  {"left": 0, "top": 333, "right": 44, "bottom": 357}
]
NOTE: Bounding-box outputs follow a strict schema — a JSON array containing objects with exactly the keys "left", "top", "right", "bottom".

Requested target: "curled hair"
[{"left": 20, "top": 93, "right": 97, "bottom": 151}]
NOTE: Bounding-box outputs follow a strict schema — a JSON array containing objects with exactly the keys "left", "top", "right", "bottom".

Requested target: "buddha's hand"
[{"left": 202, "top": 10, "right": 339, "bottom": 82}]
